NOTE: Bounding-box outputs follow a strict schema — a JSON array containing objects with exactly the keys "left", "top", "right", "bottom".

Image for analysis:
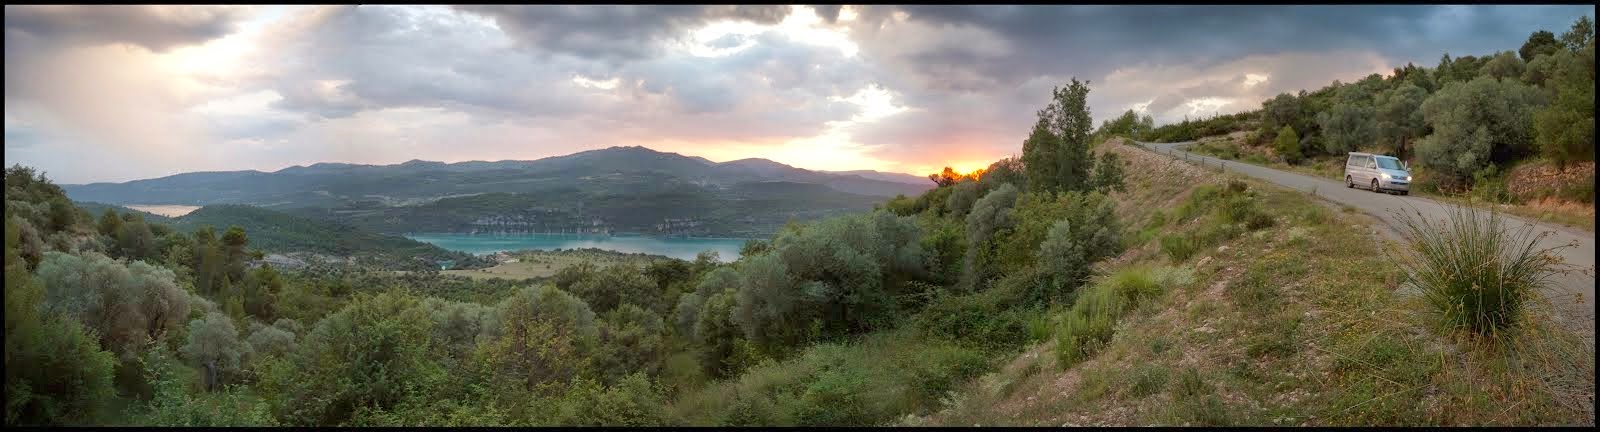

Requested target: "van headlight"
[{"left": 1380, "top": 173, "right": 1391, "bottom": 179}]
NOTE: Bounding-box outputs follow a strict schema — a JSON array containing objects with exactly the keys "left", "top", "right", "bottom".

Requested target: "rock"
[{"left": 1216, "top": 245, "right": 1230, "bottom": 253}]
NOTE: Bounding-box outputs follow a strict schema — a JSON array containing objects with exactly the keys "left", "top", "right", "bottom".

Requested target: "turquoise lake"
[{"left": 406, "top": 233, "right": 748, "bottom": 262}]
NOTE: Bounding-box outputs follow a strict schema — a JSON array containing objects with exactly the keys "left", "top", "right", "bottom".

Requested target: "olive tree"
[
  {"left": 181, "top": 312, "right": 247, "bottom": 392},
  {"left": 1415, "top": 76, "right": 1546, "bottom": 182}
]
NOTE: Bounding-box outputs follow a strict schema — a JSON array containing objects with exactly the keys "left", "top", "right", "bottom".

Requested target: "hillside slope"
[
  {"left": 915, "top": 139, "right": 1594, "bottom": 426},
  {"left": 172, "top": 204, "right": 488, "bottom": 270}
]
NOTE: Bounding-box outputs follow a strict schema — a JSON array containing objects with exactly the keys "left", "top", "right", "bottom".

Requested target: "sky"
[{"left": 4, "top": 5, "right": 1594, "bottom": 184}]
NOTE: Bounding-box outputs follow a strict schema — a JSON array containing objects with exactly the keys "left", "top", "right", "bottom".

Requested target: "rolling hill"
[{"left": 60, "top": 146, "right": 932, "bottom": 207}]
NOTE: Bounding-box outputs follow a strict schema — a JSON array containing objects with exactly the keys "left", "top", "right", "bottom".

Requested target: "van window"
[
  {"left": 1375, "top": 157, "right": 1401, "bottom": 170},
  {"left": 1348, "top": 155, "right": 1362, "bottom": 166}
]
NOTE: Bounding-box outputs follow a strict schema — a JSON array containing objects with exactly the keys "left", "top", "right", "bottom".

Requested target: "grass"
[
  {"left": 925, "top": 169, "right": 1595, "bottom": 426},
  {"left": 1390, "top": 205, "right": 1571, "bottom": 337},
  {"left": 670, "top": 328, "right": 991, "bottom": 426}
]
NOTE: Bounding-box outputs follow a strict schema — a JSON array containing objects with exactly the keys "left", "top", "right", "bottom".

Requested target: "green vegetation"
[
  {"left": 7, "top": 43, "right": 1593, "bottom": 426},
  {"left": 1392, "top": 206, "right": 1569, "bottom": 336},
  {"left": 922, "top": 166, "right": 1592, "bottom": 426},
  {"left": 169, "top": 205, "right": 488, "bottom": 271},
  {"left": 1162, "top": 16, "right": 1593, "bottom": 199}
]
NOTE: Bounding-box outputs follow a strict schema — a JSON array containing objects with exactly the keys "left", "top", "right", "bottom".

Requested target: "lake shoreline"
[{"left": 405, "top": 232, "right": 749, "bottom": 262}]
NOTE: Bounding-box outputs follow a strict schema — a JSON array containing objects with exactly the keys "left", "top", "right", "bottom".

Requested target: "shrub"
[
  {"left": 1053, "top": 266, "right": 1189, "bottom": 368},
  {"left": 1274, "top": 126, "right": 1304, "bottom": 164},
  {"left": 5, "top": 224, "right": 118, "bottom": 425},
  {"left": 1160, "top": 233, "right": 1200, "bottom": 261},
  {"left": 1392, "top": 206, "right": 1567, "bottom": 336},
  {"left": 1034, "top": 192, "right": 1124, "bottom": 299},
  {"left": 913, "top": 283, "right": 1034, "bottom": 352},
  {"left": 1470, "top": 165, "right": 1516, "bottom": 204},
  {"left": 1126, "top": 364, "right": 1171, "bottom": 398}
]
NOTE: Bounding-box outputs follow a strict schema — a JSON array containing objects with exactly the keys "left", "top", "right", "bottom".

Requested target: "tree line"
[{"left": 7, "top": 70, "right": 1131, "bottom": 426}]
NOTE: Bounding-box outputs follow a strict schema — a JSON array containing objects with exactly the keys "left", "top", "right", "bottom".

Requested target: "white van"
[{"left": 1345, "top": 152, "right": 1411, "bottom": 195}]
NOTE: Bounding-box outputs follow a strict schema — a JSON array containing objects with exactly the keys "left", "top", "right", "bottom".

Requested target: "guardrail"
[{"left": 1129, "top": 141, "right": 1228, "bottom": 174}]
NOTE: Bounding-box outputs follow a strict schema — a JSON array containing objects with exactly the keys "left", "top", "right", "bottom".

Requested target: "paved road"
[{"left": 1140, "top": 141, "right": 1596, "bottom": 333}]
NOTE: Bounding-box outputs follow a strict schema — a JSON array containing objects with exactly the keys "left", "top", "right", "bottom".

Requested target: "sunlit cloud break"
[{"left": 3, "top": 4, "right": 1591, "bottom": 183}]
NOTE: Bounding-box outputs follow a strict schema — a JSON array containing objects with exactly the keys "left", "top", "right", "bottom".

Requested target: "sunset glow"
[{"left": 5, "top": 5, "right": 1591, "bottom": 183}]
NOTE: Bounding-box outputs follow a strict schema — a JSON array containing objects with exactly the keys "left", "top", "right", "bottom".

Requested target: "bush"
[
  {"left": 550, "top": 373, "right": 674, "bottom": 426},
  {"left": 1033, "top": 192, "right": 1124, "bottom": 299},
  {"left": 1126, "top": 364, "right": 1171, "bottom": 398},
  {"left": 1470, "top": 165, "right": 1516, "bottom": 204},
  {"left": 1160, "top": 233, "right": 1200, "bottom": 261},
  {"left": 912, "top": 282, "right": 1035, "bottom": 353},
  {"left": 1393, "top": 206, "right": 1566, "bottom": 336},
  {"left": 1053, "top": 266, "right": 1190, "bottom": 367},
  {"left": 5, "top": 225, "right": 118, "bottom": 425}
]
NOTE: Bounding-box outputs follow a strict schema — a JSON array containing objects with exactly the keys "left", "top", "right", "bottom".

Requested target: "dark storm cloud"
[
  {"left": 259, "top": 5, "right": 863, "bottom": 145},
  {"left": 452, "top": 5, "right": 789, "bottom": 64},
  {"left": 849, "top": 5, "right": 1593, "bottom": 91},
  {"left": 3, "top": 5, "right": 249, "bottom": 52}
]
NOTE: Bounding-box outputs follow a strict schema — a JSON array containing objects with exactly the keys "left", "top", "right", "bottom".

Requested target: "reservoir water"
[{"left": 406, "top": 233, "right": 748, "bottom": 262}]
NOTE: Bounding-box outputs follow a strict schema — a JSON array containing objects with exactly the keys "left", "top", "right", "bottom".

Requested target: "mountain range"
[
  {"left": 63, "top": 146, "right": 934, "bottom": 237},
  {"left": 62, "top": 146, "right": 932, "bottom": 207}
]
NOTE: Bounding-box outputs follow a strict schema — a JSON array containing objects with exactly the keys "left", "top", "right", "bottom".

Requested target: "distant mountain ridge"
[{"left": 62, "top": 146, "right": 932, "bottom": 206}]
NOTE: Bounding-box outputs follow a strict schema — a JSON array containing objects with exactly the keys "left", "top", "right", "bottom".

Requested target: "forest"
[
  {"left": 7, "top": 70, "right": 1131, "bottom": 426},
  {"left": 1141, "top": 16, "right": 1594, "bottom": 199}
]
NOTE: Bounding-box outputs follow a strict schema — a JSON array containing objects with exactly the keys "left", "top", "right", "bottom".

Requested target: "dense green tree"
[
  {"left": 6, "top": 219, "right": 118, "bottom": 426},
  {"left": 1416, "top": 76, "right": 1547, "bottom": 182},
  {"left": 644, "top": 259, "right": 694, "bottom": 293},
  {"left": 1480, "top": 51, "right": 1526, "bottom": 81},
  {"left": 1316, "top": 86, "right": 1378, "bottom": 154},
  {"left": 1560, "top": 15, "right": 1594, "bottom": 51},
  {"left": 570, "top": 264, "right": 660, "bottom": 315},
  {"left": 35, "top": 252, "right": 190, "bottom": 357},
  {"left": 944, "top": 180, "right": 983, "bottom": 217},
  {"left": 220, "top": 226, "right": 250, "bottom": 283},
  {"left": 1022, "top": 79, "right": 1100, "bottom": 194},
  {"left": 116, "top": 218, "right": 158, "bottom": 262},
  {"left": 1533, "top": 20, "right": 1597, "bottom": 166},
  {"left": 594, "top": 304, "right": 667, "bottom": 384},
  {"left": 265, "top": 291, "right": 442, "bottom": 425},
  {"left": 980, "top": 157, "right": 1027, "bottom": 191},
  {"left": 1521, "top": 30, "right": 1562, "bottom": 61},
  {"left": 240, "top": 265, "right": 284, "bottom": 321},
  {"left": 244, "top": 321, "right": 297, "bottom": 365},
  {"left": 476, "top": 285, "right": 597, "bottom": 396},
  {"left": 1274, "top": 126, "right": 1303, "bottom": 164},
  {"left": 97, "top": 209, "right": 124, "bottom": 237},
  {"left": 1375, "top": 83, "right": 1429, "bottom": 159},
  {"left": 1034, "top": 192, "right": 1123, "bottom": 299},
  {"left": 1091, "top": 152, "right": 1126, "bottom": 193},
  {"left": 730, "top": 252, "right": 809, "bottom": 355},
  {"left": 675, "top": 267, "right": 738, "bottom": 337},
  {"left": 181, "top": 312, "right": 247, "bottom": 392},
  {"left": 1260, "top": 92, "right": 1312, "bottom": 141},
  {"left": 963, "top": 184, "right": 1020, "bottom": 289}
]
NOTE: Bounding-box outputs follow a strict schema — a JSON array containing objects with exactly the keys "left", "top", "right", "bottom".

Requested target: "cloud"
[
  {"left": 4, "top": 5, "right": 1594, "bottom": 184},
  {"left": 4, "top": 5, "right": 250, "bottom": 52},
  {"left": 453, "top": 5, "right": 789, "bottom": 64}
]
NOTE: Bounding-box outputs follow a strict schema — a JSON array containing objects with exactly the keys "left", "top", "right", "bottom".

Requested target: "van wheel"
[
  {"left": 1346, "top": 176, "right": 1354, "bottom": 188},
  {"left": 1371, "top": 179, "right": 1380, "bottom": 193}
]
